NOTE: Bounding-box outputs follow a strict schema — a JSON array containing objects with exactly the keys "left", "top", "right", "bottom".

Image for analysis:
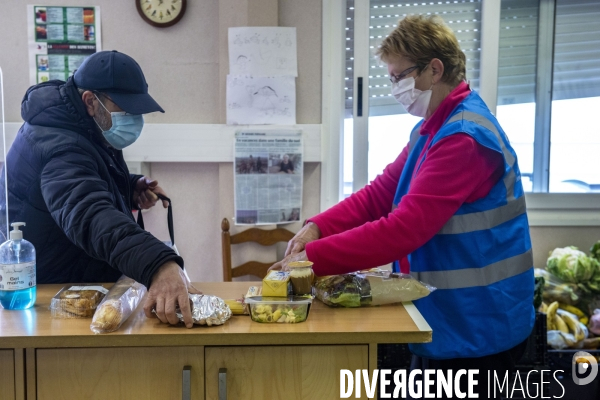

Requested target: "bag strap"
[{"left": 136, "top": 193, "right": 174, "bottom": 246}]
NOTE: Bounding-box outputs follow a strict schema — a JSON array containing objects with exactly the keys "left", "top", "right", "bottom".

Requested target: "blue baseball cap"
[{"left": 74, "top": 50, "right": 164, "bottom": 114}]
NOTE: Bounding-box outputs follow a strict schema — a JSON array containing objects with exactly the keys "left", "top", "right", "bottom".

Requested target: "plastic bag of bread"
[
  {"left": 50, "top": 285, "right": 108, "bottom": 318},
  {"left": 314, "top": 269, "right": 435, "bottom": 307},
  {"left": 90, "top": 275, "right": 147, "bottom": 334}
]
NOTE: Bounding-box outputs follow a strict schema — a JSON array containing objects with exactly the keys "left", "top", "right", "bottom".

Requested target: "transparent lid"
[{"left": 245, "top": 295, "right": 312, "bottom": 305}]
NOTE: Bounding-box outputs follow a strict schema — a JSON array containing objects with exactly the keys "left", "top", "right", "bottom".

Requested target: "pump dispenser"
[{"left": 0, "top": 222, "right": 36, "bottom": 309}]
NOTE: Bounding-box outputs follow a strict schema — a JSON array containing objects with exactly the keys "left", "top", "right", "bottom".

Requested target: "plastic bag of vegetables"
[
  {"left": 313, "top": 269, "right": 435, "bottom": 308},
  {"left": 546, "top": 246, "right": 600, "bottom": 284},
  {"left": 535, "top": 268, "right": 582, "bottom": 306}
]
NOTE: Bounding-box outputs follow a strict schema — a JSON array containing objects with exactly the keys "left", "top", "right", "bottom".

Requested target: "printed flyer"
[
  {"left": 27, "top": 5, "right": 102, "bottom": 85},
  {"left": 234, "top": 130, "right": 303, "bottom": 225}
]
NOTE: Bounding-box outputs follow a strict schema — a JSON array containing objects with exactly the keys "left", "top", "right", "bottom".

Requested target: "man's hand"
[
  {"left": 133, "top": 177, "right": 169, "bottom": 209},
  {"left": 269, "top": 250, "right": 308, "bottom": 272},
  {"left": 143, "top": 261, "right": 201, "bottom": 328},
  {"left": 284, "top": 222, "right": 321, "bottom": 257}
]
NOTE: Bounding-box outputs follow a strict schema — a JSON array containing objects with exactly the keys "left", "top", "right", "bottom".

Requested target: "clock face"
[{"left": 137, "top": 0, "right": 186, "bottom": 27}]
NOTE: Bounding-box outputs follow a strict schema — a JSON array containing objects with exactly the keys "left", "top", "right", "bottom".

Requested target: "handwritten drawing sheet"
[
  {"left": 227, "top": 27, "right": 297, "bottom": 126},
  {"left": 226, "top": 75, "right": 296, "bottom": 125},
  {"left": 228, "top": 27, "right": 297, "bottom": 77}
]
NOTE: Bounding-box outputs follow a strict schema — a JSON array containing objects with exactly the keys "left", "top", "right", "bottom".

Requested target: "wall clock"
[{"left": 136, "top": 0, "right": 186, "bottom": 28}]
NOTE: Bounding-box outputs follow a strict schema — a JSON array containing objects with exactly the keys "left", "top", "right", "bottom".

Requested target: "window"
[
  {"left": 344, "top": 0, "right": 482, "bottom": 196},
  {"left": 343, "top": 0, "right": 600, "bottom": 198},
  {"left": 496, "top": 0, "right": 538, "bottom": 192},
  {"left": 549, "top": 0, "right": 600, "bottom": 192}
]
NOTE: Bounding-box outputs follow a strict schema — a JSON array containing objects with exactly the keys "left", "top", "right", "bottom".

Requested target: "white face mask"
[{"left": 391, "top": 76, "right": 432, "bottom": 118}]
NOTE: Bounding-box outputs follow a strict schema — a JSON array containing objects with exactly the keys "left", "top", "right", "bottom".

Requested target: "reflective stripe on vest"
[
  {"left": 436, "top": 110, "right": 526, "bottom": 235},
  {"left": 438, "top": 189, "right": 526, "bottom": 234},
  {"left": 411, "top": 248, "right": 532, "bottom": 290}
]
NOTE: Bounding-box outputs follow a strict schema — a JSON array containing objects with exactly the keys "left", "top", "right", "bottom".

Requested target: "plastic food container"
[
  {"left": 246, "top": 295, "right": 312, "bottom": 323},
  {"left": 49, "top": 285, "right": 108, "bottom": 318}
]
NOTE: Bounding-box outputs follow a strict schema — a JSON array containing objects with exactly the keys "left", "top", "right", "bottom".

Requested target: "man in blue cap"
[{"left": 0, "top": 50, "right": 197, "bottom": 328}]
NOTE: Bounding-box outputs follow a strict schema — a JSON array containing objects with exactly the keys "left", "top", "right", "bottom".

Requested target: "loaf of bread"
[
  {"left": 91, "top": 300, "right": 122, "bottom": 331},
  {"left": 50, "top": 286, "right": 108, "bottom": 318},
  {"left": 90, "top": 275, "right": 147, "bottom": 334}
]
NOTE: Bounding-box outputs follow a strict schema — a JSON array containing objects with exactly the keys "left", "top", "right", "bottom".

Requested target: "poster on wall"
[
  {"left": 228, "top": 27, "right": 297, "bottom": 77},
  {"left": 234, "top": 130, "right": 303, "bottom": 225},
  {"left": 27, "top": 5, "right": 102, "bottom": 86},
  {"left": 226, "top": 75, "right": 296, "bottom": 125},
  {"left": 226, "top": 27, "right": 297, "bottom": 125}
]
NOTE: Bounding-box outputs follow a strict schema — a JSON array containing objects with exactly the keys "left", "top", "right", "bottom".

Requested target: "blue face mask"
[{"left": 94, "top": 95, "right": 144, "bottom": 150}]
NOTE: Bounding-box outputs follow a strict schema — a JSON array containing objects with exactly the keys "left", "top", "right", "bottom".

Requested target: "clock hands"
[{"left": 140, "top": 0, "right": 183, "bottom": 22}]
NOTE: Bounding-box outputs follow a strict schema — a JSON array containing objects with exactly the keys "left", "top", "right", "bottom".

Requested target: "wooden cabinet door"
[
  {"left": 205, "top": 345, "right": 368, "bottom": 400},
  {"left": 36, "top": 347, "right": 204, "bottom": 400},
  {"left": 0, "top": 350, "right": 15, "bottom": 400}
]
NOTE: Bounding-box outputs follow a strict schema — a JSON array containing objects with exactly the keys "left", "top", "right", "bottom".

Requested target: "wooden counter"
[{"left": 0, "top": 282, "right": 431, "bottom": 400}]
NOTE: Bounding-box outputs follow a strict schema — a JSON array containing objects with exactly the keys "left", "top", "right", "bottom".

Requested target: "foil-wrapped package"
[{"left": 176, "top": 294, "right": 232, "bottom": 326}]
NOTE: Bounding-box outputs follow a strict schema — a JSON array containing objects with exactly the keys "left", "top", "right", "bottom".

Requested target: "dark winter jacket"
[{"left": 0, "top": 77, "right": 183, "bottom": 288}]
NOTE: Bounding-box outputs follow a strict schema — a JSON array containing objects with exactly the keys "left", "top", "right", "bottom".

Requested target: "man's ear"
[
  {"left": 81, "top": 90, "right": 97, "bottom": 117},
  {"left": 430, "top": 58, "right": 445, "bottom": 84}
]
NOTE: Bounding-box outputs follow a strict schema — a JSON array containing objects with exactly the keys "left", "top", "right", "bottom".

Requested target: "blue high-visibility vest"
[{"left": 394, "top": 91, "right": 535, "bottom": 359}]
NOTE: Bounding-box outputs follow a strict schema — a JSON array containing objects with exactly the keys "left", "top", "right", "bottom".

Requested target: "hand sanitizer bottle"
[{"left": 0, "top": 222, "right": 36, "bottom": 310}]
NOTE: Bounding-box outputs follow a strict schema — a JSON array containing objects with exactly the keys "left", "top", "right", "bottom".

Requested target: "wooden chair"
[{"left": 221, "top": 218, "right": 296, "bottom": 281}]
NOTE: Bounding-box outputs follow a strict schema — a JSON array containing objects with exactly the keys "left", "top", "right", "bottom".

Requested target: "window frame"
[{"left": 320, "top": 0, "right": 600, "bottom": 226}]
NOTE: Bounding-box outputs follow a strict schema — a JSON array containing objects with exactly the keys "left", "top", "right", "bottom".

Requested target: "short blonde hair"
[{"left": 376, "top": 14, "right": 466, "bottom": 86}]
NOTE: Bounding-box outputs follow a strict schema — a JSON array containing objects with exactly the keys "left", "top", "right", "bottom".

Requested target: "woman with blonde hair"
[{"left": 272, "top": 15, "right": 533, "bottom": 398}]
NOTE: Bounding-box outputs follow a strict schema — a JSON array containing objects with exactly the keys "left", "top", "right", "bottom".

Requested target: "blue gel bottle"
[{"left": 0, "top": 222, "right": 36, "bottom": 310}]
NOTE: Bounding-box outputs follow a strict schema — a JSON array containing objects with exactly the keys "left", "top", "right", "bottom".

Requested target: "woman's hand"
[
  {"left": 269, "top": 250, "right": 308, "bottom": 272},
  {"left": 284, "top": 222, "right": 321, "bottom": 257}
]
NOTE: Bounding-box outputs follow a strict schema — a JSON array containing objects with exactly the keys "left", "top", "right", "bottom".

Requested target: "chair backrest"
[{"left": 221, "top": 218, "right": 296, "bottom": 281}]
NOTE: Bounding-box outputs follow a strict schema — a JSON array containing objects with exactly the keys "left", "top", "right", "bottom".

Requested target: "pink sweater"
[{"left": 306, "top": 82, "right": 504, "bottom": 276}]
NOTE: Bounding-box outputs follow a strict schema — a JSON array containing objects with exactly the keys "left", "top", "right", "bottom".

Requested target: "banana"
[
  {"left": 547, "top": 301, "right": 559, "bottom": 318},
  {"left": 583, "top": 337, "right": 600, "bottom": 350},
  {"left": 224, "top": 299, "right": 245, "bottom": 315},
  {"left": 558, "top": 310, "right": 585, "bottom": 342},
  {"left": 547, "top": 301, "right": 560, "bottom": 330},
  {"left": 560, "top": 332, "right": 580, "bottom": 347},
  {"left": 581, "top": 316, "right": 589, "bottom": 326},
  {"left": 539, "top": 302, "right": 549, "bottom": 313},
  {"left": 558, "top": 303, "right": 586, "bottom": 319},
  {"left": 547, "top": 316, "right": 556, "bottom": 331},
  {"left": 554, "top": 315, "right": 569, "bottom": 333}
]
